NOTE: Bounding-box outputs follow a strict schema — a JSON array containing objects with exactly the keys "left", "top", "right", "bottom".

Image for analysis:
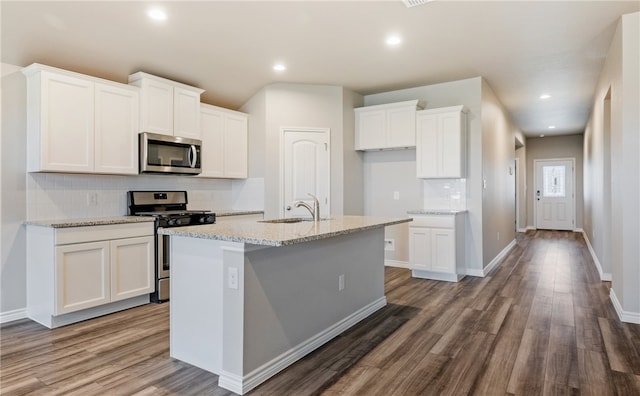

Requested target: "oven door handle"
[{"left": 188, "top": 145, "right": 197, "bottom": 168}]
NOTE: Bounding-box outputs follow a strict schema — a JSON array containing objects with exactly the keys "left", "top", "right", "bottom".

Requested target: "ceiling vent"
[{"left": 402, "top": 0, "right": 434, "bottom": 8}]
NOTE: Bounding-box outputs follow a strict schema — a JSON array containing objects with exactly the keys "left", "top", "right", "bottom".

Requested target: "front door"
[
  {"left": 535, "top": 159, "right": 575, "bottom": 230},
  {"left": 282, "top": 128, "right": 330, "bottom": 219}
]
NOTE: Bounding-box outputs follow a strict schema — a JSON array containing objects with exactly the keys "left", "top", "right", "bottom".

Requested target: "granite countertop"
[
  {"left": 212, "top": 210, "right": 264, "bottom": 217},
  {"left": 158, "top": 215, "right": 412, "bottom": 247},
  {"left": 407, "top": 209, "right": 468, "bottom": 215},
  {"left": 25, "top": 216, "right": 156, "bottom": 228}
]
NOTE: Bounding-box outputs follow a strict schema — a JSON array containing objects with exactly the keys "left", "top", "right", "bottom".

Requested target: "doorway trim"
[
  {"left": 533, "top": 157, "right": 576, "bottom": 231},
  {"left": 279, "top": 127, "right": 331, "bottom": 218}
]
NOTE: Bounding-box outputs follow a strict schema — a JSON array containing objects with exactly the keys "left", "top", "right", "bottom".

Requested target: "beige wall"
[
  {"left": 480, "top": 79, "right": 518, "bottom": 266},
  {"left": 525, "top": 135, "right": 584, "bottom": 229},
  {"left": 583, "top": 12, "right": 639, "bottom": 320}
]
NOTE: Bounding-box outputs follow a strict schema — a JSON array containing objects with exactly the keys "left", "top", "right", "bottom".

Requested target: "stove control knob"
[
  {"left": 199, "top": 217, "right": 206, "bottom": 223},
  {"left": 176, "top": 219, "right": 183, "bottom": 225},
  {"left": 167, "top": 219, "right": 176, "bottom": 226},
  {"left": 206, "top": 215, "right": 215, "bottom": 223}
]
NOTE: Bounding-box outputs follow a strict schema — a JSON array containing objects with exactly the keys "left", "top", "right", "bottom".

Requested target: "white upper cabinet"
[
  {"left": 199, "top": 103, "right": 248, "bottom": 179},
  {"left": 416, "top": 105, "right": 467, "bottom": 179},
  {"left": 94, "top": 83, "right": 139, "bottom": 174},
  {"left": 354, "top": 100, "right": 423, "bottom": 151},
  {"left": 128, "top": 72, "right": 204, "bottom": 139},
  {"left": 23, "top": 64, "right": 139, "bottom": 175}
]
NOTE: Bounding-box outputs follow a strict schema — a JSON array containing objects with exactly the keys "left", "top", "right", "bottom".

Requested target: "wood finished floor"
[{"left": 2, "top": 230, "right": 640, "bottom": 395}]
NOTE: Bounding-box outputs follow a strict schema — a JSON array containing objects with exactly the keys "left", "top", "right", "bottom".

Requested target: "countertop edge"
[
  {"left": 159, "top": 217, "right": 411, "bottom": 247},
  {"left": 24, "top": 216, "right": 156, "bottom": 228}
]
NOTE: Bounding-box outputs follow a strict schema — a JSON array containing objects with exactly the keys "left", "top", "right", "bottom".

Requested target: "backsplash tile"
[
  {"left": 26, "top": 173, "right": 237, "bottom": 221},
  {"left": 423, "top": 179, "right": 467, "bottom": 210}
]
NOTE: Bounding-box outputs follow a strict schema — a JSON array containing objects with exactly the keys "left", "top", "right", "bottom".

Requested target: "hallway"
[{"left": 1, "top": 231, "right": 639, "bottom": 395}]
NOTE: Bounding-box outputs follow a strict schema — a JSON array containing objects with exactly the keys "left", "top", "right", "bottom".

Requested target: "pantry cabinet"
[
  {"left": 408, "top": 213, "right": 465, "bottom": 282},
  {"left": 27, "top": 221, "right": 154, "bottom": 328},
  {"left": 128, "top": 72, "right": 204, "bottom": 139},
  {"left": 416, "top": 105, "right": 467, "bottom": 178},
  {"left": 199, "top": 103, "right": 248, "bottom": 179},
  {"left": 355, "top": 100, "right": 423, "bottom": 150},
  {"left": 23, "top": 64, "right": 139, "bottom": 175}
]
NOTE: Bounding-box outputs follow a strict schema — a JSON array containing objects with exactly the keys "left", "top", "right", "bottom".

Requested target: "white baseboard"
[
  {"left": 385, "top": 259, "right": 410, "bottom": 269},
  {"left": 466, "top": 239, "right": 516, "bottom": 278},
  {"left": 0, "top": 308, "right": 28, "bottom": 324},
  {"left": 581, "top": 231, "right": 612, "bottom": 281},
  {"left": 517, "top": 228, "right": 528, "bottom": 233},
  {"left": 218, "top": 296, "right": 387, "bottom": 395},
  {"left": 610, "top": 289, "right": 640, "bottom": 324}
]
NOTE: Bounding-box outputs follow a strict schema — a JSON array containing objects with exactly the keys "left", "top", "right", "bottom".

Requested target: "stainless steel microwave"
[{"left": 139, "top": 132, "right": 202, "bottom": 175}]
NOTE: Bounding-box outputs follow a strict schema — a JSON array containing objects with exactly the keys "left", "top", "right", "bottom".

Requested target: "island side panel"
[
  {"left": 242, "top": 227, "right": 386, "bottom": 377},
  {"left": 170, "top": 235, "right": 227, "bottom": 375}
]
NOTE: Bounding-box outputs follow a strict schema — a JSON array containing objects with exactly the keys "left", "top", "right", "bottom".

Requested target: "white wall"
[
  {"left": 525, "top": 135, "right": 584, "bottom": 229},
  {"left": 241, "top": 83, "right": 362, "bottom": 219},
  {"left": 583, "top": 12, "right": 640, "bottom": 321}
]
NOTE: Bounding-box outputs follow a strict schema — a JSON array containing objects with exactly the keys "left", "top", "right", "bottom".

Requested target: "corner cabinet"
[
  {"left": 27, "top": 222, "right": 155, "bottom": 328},
  {"left": 128, "top": 72, "right": 204, "bottom": 139},
  {"left": 23, "top": 64, "right": 139, "bottom": 175},
  {"left": 355, "top": 100, "right": 423, "bottom": 151},
  {"left": 416, "top": 105, "right": 467, "bottom": 178},
  {"left": 199, "top": 103, "right": 248, "bottom": 179},
  {"left": 409, "top": 213, "right": 465, "bottom": 282}
]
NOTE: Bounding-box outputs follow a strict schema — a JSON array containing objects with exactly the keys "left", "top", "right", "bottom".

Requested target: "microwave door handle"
[{"left": 189, "top": 145, "right": 197, "bottom": 168}]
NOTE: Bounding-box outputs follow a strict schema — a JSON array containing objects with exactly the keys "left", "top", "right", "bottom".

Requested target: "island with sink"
[{"left": 159, "top": 215, "right": 411, "bottom": 395}]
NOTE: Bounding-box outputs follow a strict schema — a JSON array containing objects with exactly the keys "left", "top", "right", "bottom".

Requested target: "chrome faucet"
[{"left": 294, "top": 193, "right": 320, "bottom": 221}]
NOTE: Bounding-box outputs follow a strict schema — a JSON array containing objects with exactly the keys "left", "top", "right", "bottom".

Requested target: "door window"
[{"left": 542, "top": 166, "right": 565, "bottom": 198}]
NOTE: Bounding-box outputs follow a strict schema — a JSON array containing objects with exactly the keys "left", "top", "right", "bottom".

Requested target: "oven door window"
[{"left": 148, "top": 141, "right": 200, "bottom": 168}]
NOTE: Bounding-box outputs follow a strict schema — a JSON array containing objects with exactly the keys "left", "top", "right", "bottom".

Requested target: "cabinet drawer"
[
  {"left": 56, "top": 222, "right": 154, "bottom": 245},
  {"left": 410, "top": 215, "right": 455, "bottom": 228}
]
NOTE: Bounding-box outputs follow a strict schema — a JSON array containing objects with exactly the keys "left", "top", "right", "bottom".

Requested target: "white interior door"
[
  {"left": 282, "top": 128, "right": 330, "bottom": 218},
  {"left": 535, "top": 159, "right": 575, "bottom": 230}
]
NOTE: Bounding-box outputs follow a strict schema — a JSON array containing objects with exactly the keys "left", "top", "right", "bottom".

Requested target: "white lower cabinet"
[
  {"left": 409, "top": 213, "right": 465, "bottom": 282},
  {"left": 27, "top": 222, "right": 154, "bottom": 328}
]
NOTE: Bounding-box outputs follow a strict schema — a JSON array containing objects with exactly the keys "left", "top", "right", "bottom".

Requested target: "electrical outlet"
[
  {"left": 338, "top": 274, "right": 345, "bottom": 291},
  {"left": 497, "top": 232, "right": 500, "bottom": 241},
  {"left": 384, "top": 239, "right": 395, "bottom": 251},
  {"left": 228, "top": 267, "right": 239, "bottom": 290},
  {"left": 393, "top": 191, "right": 400, "bottom": 200}
]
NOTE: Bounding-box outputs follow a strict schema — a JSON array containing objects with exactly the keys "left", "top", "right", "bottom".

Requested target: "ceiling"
[{"left": 2, "top": 1, "right": 638, "bottom": 137}]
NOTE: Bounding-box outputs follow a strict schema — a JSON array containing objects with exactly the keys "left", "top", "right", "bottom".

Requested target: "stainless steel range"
[{"left": 128, "top": 191, "right": 215, "bottom": 302}]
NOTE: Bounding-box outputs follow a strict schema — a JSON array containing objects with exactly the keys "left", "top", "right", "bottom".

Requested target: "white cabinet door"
[
  {"left": 199, "top": 104, "right": 248, "bottom": 179},
  {"left": 110, "top": 236, "right": 154, "bottom": 302},
  {"left": 438, "top": 112, "right": 464, "bottom": 178},
  {"left": 224, "top": 113, "right": 248, "bottom": 178},
  {"left": 430, "top": 228, "right": 455, "bottom": 273},
  {"left": 55, "top": 241, "right": 110, "bottom": 315},
  {"left": 416, "top": 106, "right": 466, "bottom": 178},
  {"left": 174, "top": 87, "right": 201, "bottom": 139},
  {"left": 409, "top": 228, "right": 431, "bottom": 270},
  {"left": 386, "top": 106, "right": 416, "bottom": 148},
  {"left": 356, "top": 109, "right": 386, "bottom": 150},
  {"left": 94, "top": 83, "right": 139, "bottom": 175},
  {"left": 139, "top": 78, "right": 174, "bottom": 136},
  {"left": 416, "top": 113, "right": 438, "bottom": 178},
  {"left": 38, "top": 71, "right": 95, "bottom": 172},
  {"left": 200, "top": 106, "right": 225, "bottom": 178}
]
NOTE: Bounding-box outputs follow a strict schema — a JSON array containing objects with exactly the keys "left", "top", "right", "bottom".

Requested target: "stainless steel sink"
[
  {"left": 259, "top": 217, "right": 332, "bottom": 224},
  {"left": 259, "top": 217, "right": 306, "bottom": 224}
]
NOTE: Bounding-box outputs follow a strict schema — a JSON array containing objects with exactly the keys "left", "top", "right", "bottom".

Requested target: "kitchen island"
[{"left": 159, "top": 215, "right": 411, "bottom": 395}]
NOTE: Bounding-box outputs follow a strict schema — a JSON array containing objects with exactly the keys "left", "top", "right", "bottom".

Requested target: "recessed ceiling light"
[
  {"left": 385, "top": 34, "right": 402, "bottom": 46},
  {"left": 539, "top": 94, "right": 551, "bottom": 99},
  {"left": 147, "top": 8, "right": 167, "bottom": 21},
  {"left": 548, "top": 125, "right": 556, "bottom": 129},
  {"left": 540, "top": 134, "right": 545, "bottom": 138},
  {"left": 273, "top": 63, "right": 286, "bottom": 72}
]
